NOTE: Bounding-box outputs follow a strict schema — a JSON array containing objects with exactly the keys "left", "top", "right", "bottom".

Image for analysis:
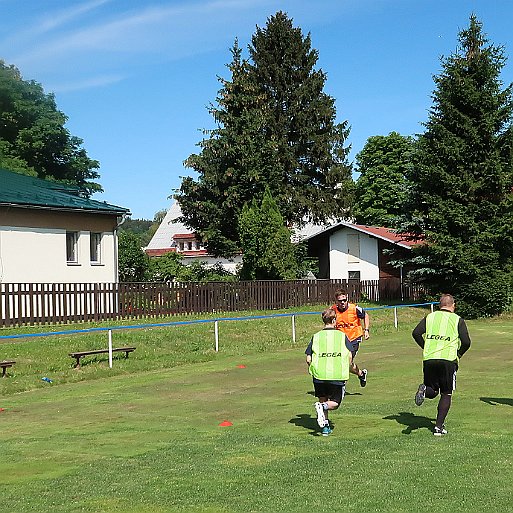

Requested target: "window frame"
[
  {"left": 66, "top": 231, "right": 79, "bottom": 264},
  {"left": 90, "top": 232, "right": 103, "bottom": 264}
]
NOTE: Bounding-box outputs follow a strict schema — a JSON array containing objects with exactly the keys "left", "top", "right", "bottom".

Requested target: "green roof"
[{"left": 0, "top": 168, "right": 130, "bottom": 215}]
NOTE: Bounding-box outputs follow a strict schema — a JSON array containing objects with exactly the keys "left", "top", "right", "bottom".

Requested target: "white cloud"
[
  {"left": 47, "top": 73, "right": 126, "bottom": 93},
  {"left": 11, "top": 0, "right": 274, "bottom": 66}
]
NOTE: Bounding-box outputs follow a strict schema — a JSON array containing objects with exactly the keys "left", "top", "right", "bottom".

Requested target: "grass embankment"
[
  {"left": 0, "top": 304, "right": 423, "bottom": 395},
  {"left": 1, "top": 306, "right": 512, "bottom": 512}
]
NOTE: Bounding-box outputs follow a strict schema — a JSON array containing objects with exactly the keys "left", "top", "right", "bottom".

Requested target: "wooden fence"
[{"left": 0, "top": 279, "right": 425, "bottom": 328}]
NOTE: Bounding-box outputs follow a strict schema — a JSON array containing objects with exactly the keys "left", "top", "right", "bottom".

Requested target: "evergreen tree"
[
  {"left": 178, "top": 40, "right": 274, "bottom": 257},
  {"left": 178, "top": 12, "right": 353, "bottom": 258},
  {"left": 247, "top": 11, "right": 353, "bottom": 224},
  {"left": 238, "top": 190, "right": 297, "bottom": 280},
  {"left": 353, "top": 132, "right": 413, "bottom": 227},
  {"left": 0, "top": 61, "right": 100, "bottom": 196},
  {"left": 402, "top": 15, "right": 513, "bottom": 317}
]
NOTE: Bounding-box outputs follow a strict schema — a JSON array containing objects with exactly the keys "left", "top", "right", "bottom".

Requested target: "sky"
[{"left": 1, "top": 0, "right": 512, "bottom": 220}]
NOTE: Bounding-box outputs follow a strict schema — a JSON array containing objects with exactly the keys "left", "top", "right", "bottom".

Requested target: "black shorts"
[
  {"left": 313, "top": 381, "right": 346, "bottom": 405},
  {"left": 423, "top": 359, "right": 458, "bottom": 394},
  {"left": 347, "top": 338, "right": 361, "bottom": 358}
]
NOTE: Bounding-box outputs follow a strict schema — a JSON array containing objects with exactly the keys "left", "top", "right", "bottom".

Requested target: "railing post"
[
  {"left": 108, "top": 329, "right": 113, "bottom": 368},
  {"left": 394, "top": 307, "right": 398, "bottom": 330},
  {"left": 215, "top": 320, "right": 219, "bottom": 352},
  {"left": 291, "top": 314, "right": 296, "bottom": 343}
]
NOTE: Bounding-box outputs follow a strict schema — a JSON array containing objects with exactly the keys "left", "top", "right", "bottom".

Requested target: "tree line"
[{"left": 1, "top": 12, "right": 513, "bottom": 317}]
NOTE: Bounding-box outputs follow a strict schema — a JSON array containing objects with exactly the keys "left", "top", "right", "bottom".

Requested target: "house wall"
[
  {"left": 180, "top": 254, "right": 242, "bottom": 273},
  {"left": 328, "top": 229, "right": 380, "bottom": 281},
  {"left": 0, "top": 207, "right": 120, "bottom": 283}
]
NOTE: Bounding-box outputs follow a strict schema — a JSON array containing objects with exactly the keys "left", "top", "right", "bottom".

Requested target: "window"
[
  {"left": 90, "top": 232, "right": 102, "bottom": 263},
  {"left": 66, "top": 231, "right": 79, "bottom": 263},
  {"left": 347, "top": 234, "right": 360, "bottom": 263},
  {"left": 348, "top": 271, "right": 361, "bottom": 281}
]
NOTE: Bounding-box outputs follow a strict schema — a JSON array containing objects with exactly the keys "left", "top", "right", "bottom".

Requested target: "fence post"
[
  {"left": 108, "top": 329, "right": 113, "bottom": 368},
  {"left": 214, "top": 320, "right": 219, "bottom": 352},
  {"left": 291, "top": 314, "right": 296, "bottom": 343},
  {"left": 394, "top": 307, "right": 398, "bottom": 330},
  {"left": 430, "top": 303, "right": 434, "bottom": 312}
]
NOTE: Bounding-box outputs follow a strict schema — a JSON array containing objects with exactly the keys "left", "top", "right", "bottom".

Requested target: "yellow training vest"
[{"left": 423, "top": 310, "right": 460, "bottom": 361}]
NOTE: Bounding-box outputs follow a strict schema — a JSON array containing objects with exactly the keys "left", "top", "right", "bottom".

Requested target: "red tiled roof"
[
  {"left": 350, "top": 224, "right": 421, "bottom": 248},
  {"left": 145, "top": 248, "right": 177, "bottom": 257},
  {"left": 173, "top": 233, "right": 196, "bottom": 239}
]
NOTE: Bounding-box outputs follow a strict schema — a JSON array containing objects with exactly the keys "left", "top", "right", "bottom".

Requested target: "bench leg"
[{"left": 1, "top": 367, "right": 6, "bottom": 377}]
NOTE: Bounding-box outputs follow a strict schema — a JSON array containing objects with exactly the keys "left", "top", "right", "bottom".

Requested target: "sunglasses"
[{"left": 336, "top": 298, "right": 348, "bottom": 303}]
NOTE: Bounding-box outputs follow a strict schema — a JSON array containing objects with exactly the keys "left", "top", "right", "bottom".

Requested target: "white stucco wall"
[
  {"left": 328, "top": 228, "right": 380, "bottom": 280},
  {"left": 181, "top": 254, "right": 242, "bottom": 274},
  {"left": 0, "top": 226, "right": 117, "bottom": 283}
]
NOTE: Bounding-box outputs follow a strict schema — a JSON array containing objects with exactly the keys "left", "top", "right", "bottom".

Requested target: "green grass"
[{"left": 1, "top": 306, "right": 512, "bottom": 512}]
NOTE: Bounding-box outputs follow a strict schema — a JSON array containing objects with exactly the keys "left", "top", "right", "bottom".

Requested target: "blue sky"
[{"left": 1, "top": 0, "right": 512, "bottom": 219}]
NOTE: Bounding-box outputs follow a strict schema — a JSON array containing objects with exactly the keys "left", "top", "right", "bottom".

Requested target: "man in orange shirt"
[{"left": 332, "top": 289, "right": 370, "bottom": 387}]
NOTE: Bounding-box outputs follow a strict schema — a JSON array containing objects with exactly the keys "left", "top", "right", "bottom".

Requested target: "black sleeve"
[
  {"left": 457, "top": 318, "right": 471, "bottom": 358},
  {"left": 412, "top": 317, "right": 426, "bottom": 348},
  {"left": 305, "top": 338, "right": 313, "bottom": 356}
]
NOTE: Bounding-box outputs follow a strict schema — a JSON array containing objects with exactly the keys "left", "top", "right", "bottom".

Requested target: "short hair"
[
  {"left": 322, "top": 308, "right": 337, "bottom": 325},
  {"left": 334, "top": 289, "right": 348, "bottom": 299},
  {"left": 440, "top": 293, "right": 455, "bottom": 308}
]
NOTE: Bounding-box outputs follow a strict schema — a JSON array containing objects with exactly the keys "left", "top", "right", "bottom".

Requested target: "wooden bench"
[
  {"left": 0, "top": 360, "right": 16, "bottom": 377},
  {"left": 69, "top": 347, "right": 136, "bottom": 368}
]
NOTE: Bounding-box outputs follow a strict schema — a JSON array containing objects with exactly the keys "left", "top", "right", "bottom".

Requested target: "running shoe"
[
  {"left": 359, "top": 369, "right": 368, "bottom": 388},
  {"left": 434, "top": 425, "right": 448, "bottom": 436},
  {"left": 415, "top": 384, "right": 426, "bottom": 406},
  {"left": 321, "top": 425, "right": 333, "bottom": 436}
]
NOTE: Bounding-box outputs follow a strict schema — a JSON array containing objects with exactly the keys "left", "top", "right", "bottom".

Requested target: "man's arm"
[
  {"left": 412, "top": 317, "right": 426, "bottom": 348},
  {"left": 305, "top": 339, "right": 313, "bottom": 367},
  {"left": 356, "top": 306, "right": 370, "bottom": 340},
  {"left": 457, "top": 318, "right": 471, "bottom": 358}
]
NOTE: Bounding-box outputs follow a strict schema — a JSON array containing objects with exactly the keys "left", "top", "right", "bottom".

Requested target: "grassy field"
[{"left": 0, "top": 306, "right": 512, "bottom": 512}]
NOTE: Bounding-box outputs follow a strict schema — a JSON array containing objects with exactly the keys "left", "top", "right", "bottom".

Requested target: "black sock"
[{"left": 436, "top": 394, "right": 452, "bottom": 427}]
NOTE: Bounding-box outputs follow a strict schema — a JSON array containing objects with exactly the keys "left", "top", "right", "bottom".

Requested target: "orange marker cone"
[
  {"left": 219, "top": 420, "right": 233, "bottom": 427},
  {"left": 236, "top": 364, "right": 246, "bottom": 368}
]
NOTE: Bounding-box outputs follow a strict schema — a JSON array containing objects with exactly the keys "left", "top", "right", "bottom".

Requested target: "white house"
[
  {"left": 145, "top": 201, "right": 242, "bottom": 273},
  {"left": 300, "top": 221, "right": 418, "bottom": 281},
  {"left": 0, "top": 168, "right": 130, "bottom": 283}
]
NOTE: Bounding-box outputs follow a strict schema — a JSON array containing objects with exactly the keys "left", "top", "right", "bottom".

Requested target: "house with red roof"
[{"left": 300, "top": 221, "right": 420, "bottom": 282}]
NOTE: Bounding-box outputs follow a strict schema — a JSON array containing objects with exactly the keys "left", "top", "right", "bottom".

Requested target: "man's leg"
[{"left": 434, "top": 393, "right": 452, "bottom": 435}]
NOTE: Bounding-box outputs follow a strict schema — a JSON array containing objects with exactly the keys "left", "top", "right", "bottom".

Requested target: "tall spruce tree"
[
  {"left": 178, "top": 41, "right": 275, "bottom": 256},
  {"left": 178, "top": 12, "right": 353, "bottom": 258},
  {"left": 353, "top": 132, "right": 413, "bottom": 227},
  {"left": 403, "top": 15, "right": 513, "bottom": 317}
]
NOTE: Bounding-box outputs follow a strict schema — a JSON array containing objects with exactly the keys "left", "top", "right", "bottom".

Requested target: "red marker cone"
[
  {"left": 219, "top": 420, "right": 233, "bottom": 427},
  {"left": 236, "top": 364, "right": 246, "bottom": 368}
]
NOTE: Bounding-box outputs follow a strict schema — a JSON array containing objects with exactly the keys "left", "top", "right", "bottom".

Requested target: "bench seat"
[
  {"left": 69, "top": 347, "right": 136, "bottom": 368},
  {"left": 0, "top": 360, "right": 16, "bottom": 377}
]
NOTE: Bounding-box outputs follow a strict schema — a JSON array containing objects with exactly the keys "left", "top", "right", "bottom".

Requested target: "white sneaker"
[
  {"left": 434, "top": 425, "right": 448, "bottom": 436},
  {"left": 314, "top": 402, "right": 326, "bottom": 428}
]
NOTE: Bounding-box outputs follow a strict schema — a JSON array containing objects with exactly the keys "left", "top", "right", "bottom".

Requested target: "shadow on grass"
[
  {"left": 480, "top": 397, "right": 513, "bottom": 406},
  {"left": 383, "top": 411, "right": 434, "bottom": 434},
  {"left": 306, "top": 390, "right": 362, "bottom": 397},
  {"left": 289, "top": 413, "right": 325, "bottom": 436}
]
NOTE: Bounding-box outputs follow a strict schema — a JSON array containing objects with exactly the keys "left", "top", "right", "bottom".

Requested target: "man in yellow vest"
[
  {"left": 305, "top": 307, "right": 365, "bottom": 436},
  {"left": 412, "top": 293, "right": 471, "bottom": 436}
]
